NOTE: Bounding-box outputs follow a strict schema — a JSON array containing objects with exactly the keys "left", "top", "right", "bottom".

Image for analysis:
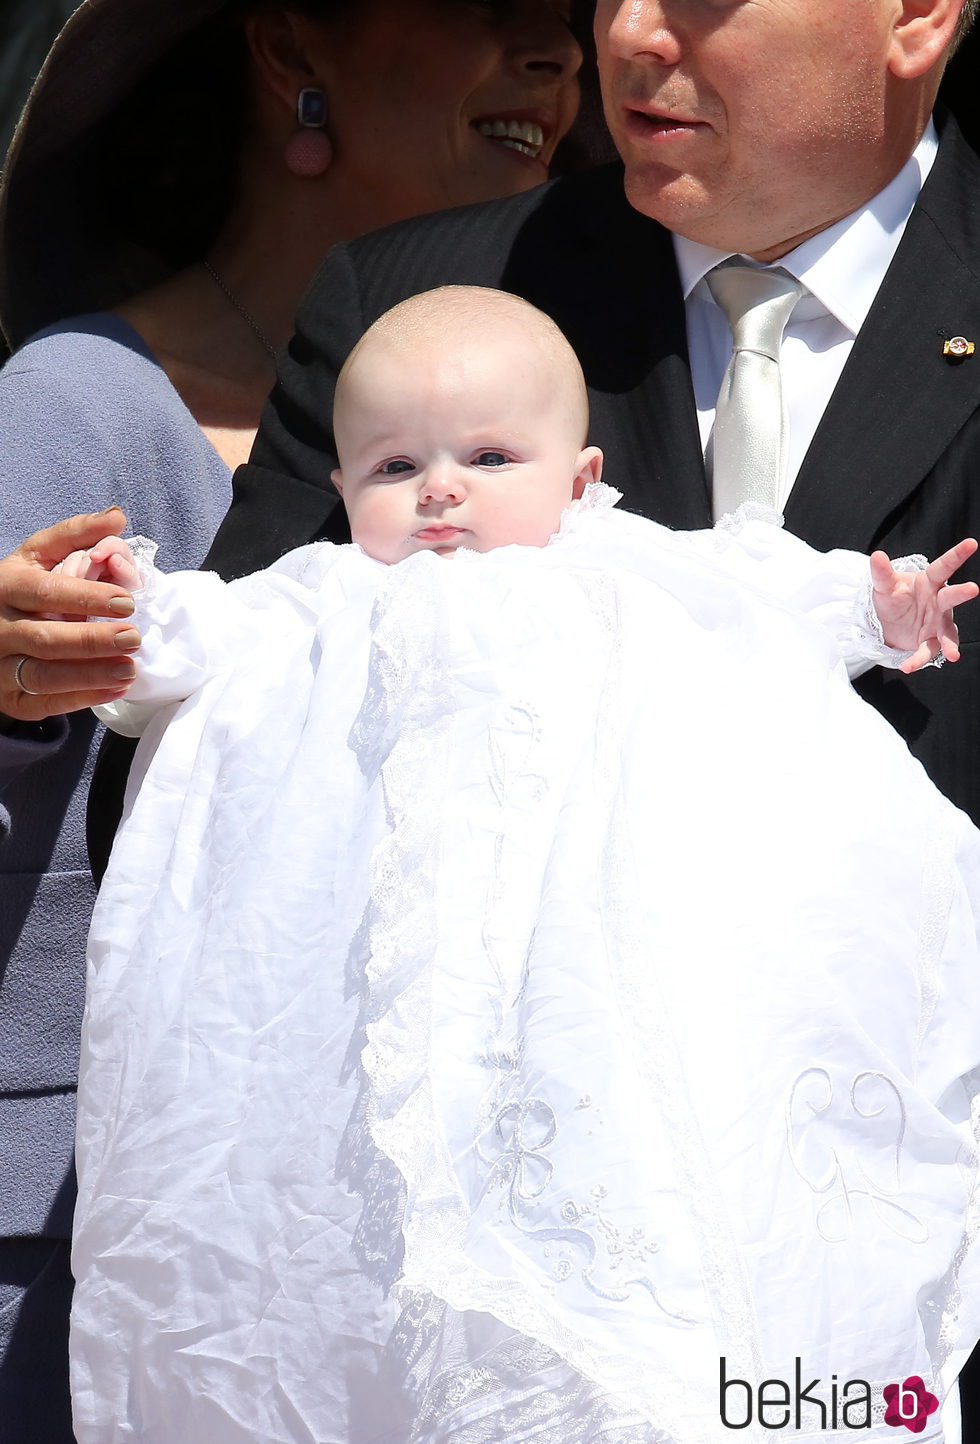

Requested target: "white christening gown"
[{"left": 72, "top": 489, "right": 980, "bottom": 1444}]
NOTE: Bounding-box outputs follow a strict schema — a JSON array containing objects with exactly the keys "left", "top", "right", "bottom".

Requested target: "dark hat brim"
[{"left": 0, "top": 0, "right": 232, "bottom": 349}]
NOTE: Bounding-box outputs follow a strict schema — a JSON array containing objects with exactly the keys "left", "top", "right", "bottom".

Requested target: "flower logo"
[{"left": 883, "top": 1376, "right": 939, "bottom": 1433}]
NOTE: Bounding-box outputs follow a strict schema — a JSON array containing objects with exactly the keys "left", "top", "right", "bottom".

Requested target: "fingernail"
[
  {"left": 97, "top": 504, "right": 124, "bottom": 515},
  {"left": 113, "top": 628, "right": 141, "bottom": 651},
  {"left": 108, "top": 596, "right": 135, "bottom": 615},
  {"left": 111, "top": 662, "right": 136, "bottom": 681}
]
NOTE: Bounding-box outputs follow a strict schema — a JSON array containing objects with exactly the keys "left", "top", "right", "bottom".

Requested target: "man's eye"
[
  {"left": 475, "top": 451, "right": 508, "bottom": 467},
  {"left": 378, "top": 459, "right": 415, "bottom": 475}
]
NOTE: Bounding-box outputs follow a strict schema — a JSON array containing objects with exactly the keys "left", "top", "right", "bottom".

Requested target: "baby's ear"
[
  {"left": 330, "top": 468, "right": 344, "bottom": 495},
  {"left": 572, "top": 446, "right": 603, "bottom": 499}
]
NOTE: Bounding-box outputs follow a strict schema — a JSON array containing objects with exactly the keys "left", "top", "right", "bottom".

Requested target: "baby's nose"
[{"left": 420, "top": 468, "right": 465, "bottom": 503}]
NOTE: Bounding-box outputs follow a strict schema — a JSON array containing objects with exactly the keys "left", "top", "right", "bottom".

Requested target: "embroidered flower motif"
[
  {"left": 488, "top": 1098, "right": 557, "bottom": 1208},
  {"left": 883, "top": 1377, "right": 939, "bottom": 1433}
]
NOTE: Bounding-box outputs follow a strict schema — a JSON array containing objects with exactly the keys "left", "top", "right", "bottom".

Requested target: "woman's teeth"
[{"left": 475, "top": 119, "right": 545, "bottom": 158}]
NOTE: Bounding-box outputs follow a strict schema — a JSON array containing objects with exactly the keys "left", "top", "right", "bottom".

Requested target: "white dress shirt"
[{"left": 675, "top": 123, "right": 938, "bottom": 512}]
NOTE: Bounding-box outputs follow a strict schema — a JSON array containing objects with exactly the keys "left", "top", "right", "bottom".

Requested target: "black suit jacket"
[{"left": 88, "top": 113, "right": 980, "bottom": 871}]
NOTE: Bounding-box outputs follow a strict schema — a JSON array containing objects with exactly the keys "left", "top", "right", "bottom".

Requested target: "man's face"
[
  {"left": 595, "top": 0, "right": 910, "bottom": 258},
  {"left": 333, "top": 327, "right": 599, "bottom": 565}
]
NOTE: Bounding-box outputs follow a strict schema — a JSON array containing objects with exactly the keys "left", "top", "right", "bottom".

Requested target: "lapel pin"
[{"left": 943, "top": 335, "right": 975, "bottom": 358}]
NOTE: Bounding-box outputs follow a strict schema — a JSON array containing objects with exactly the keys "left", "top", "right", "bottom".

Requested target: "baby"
[
  {"left": 66, "top": 286, "right": 973, "bottom": 673},
  {"left": 68, "top": 289, "right": 980, "bottom": 1444}
]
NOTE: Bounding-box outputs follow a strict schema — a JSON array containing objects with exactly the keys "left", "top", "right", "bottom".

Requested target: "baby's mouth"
[
  {"left": 473, "top": 118, "right": 546, "bottom": 160},
  {"left": 415, "top": 525, "right": 467, "bottom": 542}
]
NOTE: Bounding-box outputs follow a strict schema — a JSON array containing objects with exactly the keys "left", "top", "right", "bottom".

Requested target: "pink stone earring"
[{"left": 284, "top": 87, "right": 332, "bottom": 177}]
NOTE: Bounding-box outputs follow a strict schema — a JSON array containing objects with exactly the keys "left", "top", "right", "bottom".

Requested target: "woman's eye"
[
  {"left": 378, "top": 459, "right": 415, "bottom": 476},
  {"left": 475, "top": 451, "right": 508, "bottom": 467}
]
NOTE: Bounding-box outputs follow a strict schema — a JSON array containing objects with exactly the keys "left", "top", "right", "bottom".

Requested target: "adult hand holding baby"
[{"left": 0, "top": 508, "right": 140, "bottom": 724}]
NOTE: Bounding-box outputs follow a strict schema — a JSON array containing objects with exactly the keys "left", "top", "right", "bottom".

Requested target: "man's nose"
[
  {"left": 598, "top": 0, "right": 684, "bottom": 65},
  {"left": 507, "top": 0, "right": 584, "bottom": 80}
]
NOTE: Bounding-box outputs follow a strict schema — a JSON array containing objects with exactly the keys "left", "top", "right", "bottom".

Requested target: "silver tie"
[{"left": 706, "top": 265, "right": 805, "bottom": 520}]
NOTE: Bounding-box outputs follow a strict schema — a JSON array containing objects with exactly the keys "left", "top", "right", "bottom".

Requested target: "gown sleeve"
[
  {"left": 95, "top": 542, "right": 345, "bottom": 737},
  {"left": 692, "top": 505, "right": 920, "bottom": 677}
]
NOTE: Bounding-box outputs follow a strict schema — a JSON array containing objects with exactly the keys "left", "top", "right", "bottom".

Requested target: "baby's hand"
[
  {"left": 58, "top": 535, "right": 141, "bottom": 588},
  {"left": 47, "top": 536, "right": 143, "bottom": 621},
  {"left": 871, "top": 538, "right": 979, "bottom": 672}
]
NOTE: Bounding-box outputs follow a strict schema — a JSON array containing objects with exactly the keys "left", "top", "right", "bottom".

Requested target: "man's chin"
[
  {"left": 622, "top": 166, "right": 714, "bottom": 231},
  {"left": 621, "top": 167, "right": 768, "bottom": 254}
]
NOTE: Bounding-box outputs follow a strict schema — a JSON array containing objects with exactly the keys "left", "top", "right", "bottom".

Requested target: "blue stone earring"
[{"left": 284, "top": 87, "right": 332, "bottom": 177}]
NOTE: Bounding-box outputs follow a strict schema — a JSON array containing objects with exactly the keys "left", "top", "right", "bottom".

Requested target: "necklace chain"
[{"left": 202, "top": 261, "right": 278, "bottom": 364}]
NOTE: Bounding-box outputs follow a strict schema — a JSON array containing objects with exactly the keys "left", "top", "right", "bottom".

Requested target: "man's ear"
[
  {"left": 572, "top": 446, "right": 603, "bottom": 499},
  {"left": 330, "top": 467, "right": 344, "bottom": 495},
  {"left": 887, "top": 0, "right": 965, "bottom": 78}
]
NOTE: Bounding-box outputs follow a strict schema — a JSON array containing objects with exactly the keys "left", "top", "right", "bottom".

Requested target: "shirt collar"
[{"left": 673, "top": 121, "right": 938, "bottom": 336}]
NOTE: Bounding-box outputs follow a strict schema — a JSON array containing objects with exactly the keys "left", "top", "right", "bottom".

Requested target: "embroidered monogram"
[{"left": 787, "top": 1068, "right": 928, "bottom": 1244}]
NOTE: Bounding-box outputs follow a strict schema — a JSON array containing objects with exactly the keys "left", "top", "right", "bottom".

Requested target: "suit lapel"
[
  {"left": 786, "top": 118, "right": 980, "bottom": 553},
  {"left": 503, "top": 166, "right": 712, "bottom": 532}
]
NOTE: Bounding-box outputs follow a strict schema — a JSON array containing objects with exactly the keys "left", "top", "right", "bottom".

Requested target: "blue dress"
[{"left": 0, "top": 312, "right": 232, "bottom": 1437}]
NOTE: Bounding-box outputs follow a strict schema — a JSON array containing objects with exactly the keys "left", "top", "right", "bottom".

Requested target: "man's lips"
[{"left": 623, "top": 107, "right": 709, "bottom": 142}]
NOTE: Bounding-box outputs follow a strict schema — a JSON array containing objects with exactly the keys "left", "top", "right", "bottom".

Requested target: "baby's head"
[{"left": 331, "top": 287, "right": 602, "bottom": 563}]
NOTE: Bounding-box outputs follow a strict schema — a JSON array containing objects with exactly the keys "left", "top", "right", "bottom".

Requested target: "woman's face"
[{"left": 302, "top": 0, "right": 582, "bottom": 228}]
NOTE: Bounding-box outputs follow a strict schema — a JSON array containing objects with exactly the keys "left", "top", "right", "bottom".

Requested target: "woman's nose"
[{"left": 509, "top": 0, "right": 584, "bottom": 79}]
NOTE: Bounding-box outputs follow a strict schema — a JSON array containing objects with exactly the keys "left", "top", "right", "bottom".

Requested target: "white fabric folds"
[{"left": 73, "top": 491, "right": 980, "bottom": 1443}]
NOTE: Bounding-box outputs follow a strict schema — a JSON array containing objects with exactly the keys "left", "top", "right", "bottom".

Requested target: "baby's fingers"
[
  {"left": 102, "top": 550, "right": 142, "bottom": 591},
  {"left": 901, "top": 638, "right": 943, "bottom": 674},
  {"left": 869, "top": 550, "right": 899, "bottom": 591},
  {"left": 56, "top": 549, "right": 97, "bottom": 581},
  {"left": 900, "top": 621, "right": 963, "bottom": 673},
  {"left": 925, "top": 537, "right": 979, "bottom": 586},
  {"left": 938, "top": 580, "right": 980, "bottom": 612},
  {"left": 85, "top": 537, "right": 142, "bottom": 592}
]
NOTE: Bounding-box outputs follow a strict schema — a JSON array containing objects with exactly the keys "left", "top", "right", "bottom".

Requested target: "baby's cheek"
[
  {"left": 500, "top": 500, "right": 568, "bottom": 549},
  {"left": 347, "top": 495, "right": 396, "bottom": 557},
  {"left": 349, "top": 508, "right": 408, "bottom": 565}
]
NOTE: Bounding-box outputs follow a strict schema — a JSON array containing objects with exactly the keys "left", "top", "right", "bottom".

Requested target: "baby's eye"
[
  {"left": 378, "top": 459, "right": 415, "bottom": 476},
  {"left": 474, "top": 451, "right": 509, "bottom": 468}
]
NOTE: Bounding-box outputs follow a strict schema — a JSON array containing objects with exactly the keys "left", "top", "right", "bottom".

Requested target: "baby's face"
[{"left": 332, "top": 328, "right": 600, "bottom": 564}]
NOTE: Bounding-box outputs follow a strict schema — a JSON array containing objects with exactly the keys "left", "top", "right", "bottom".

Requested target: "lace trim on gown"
[{"left": 350, "top": 520, "right": 980, "bottom": 1441}]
